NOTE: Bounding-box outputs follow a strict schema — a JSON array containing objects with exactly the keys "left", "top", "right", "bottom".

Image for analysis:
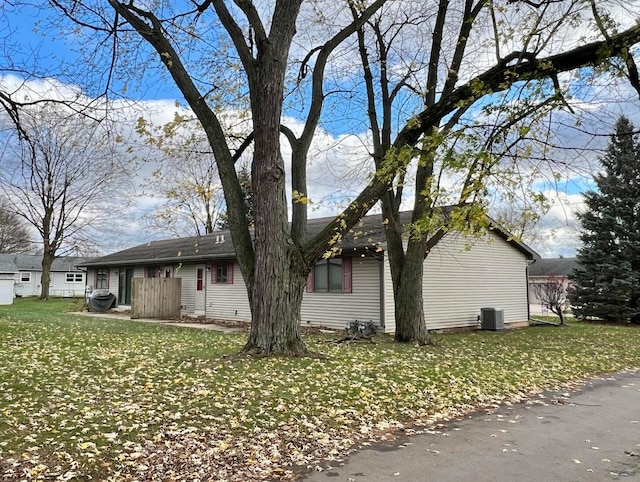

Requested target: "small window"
[
  {"left": 211, "top": 262, "right": 234, "bottom": 284},
  {"left": 314, "top": 258, "right": 343, "bottom": 292},
  {"left": 95, "top": 269, "right": 109, "bottom": 289},
  {"left": 216, "top": 264, "right": 228, "bottom": 284},
  {"left": 20, "top": 272, "right": 31, "bottom": 283},
  {"left": 307, "top": 257, "right": 352, "bottom": 294},
  {"left": 66, "top": 273, "right": 83, "bottom": 283},
  {"left": 196, "top": 268, "right": 204, "bottom": 291}
]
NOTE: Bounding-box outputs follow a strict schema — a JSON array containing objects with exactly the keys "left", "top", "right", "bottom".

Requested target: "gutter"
[{"left": 379, "top": 254, "right": 385, "bottom": 329}]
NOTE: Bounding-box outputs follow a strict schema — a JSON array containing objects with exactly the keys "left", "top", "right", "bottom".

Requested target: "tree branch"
[
  {"left": 396, "top": 22, "right": 640, "bottom": 150},
  {"left": 211, "top": 0, "right": 254, "bottom": 69},
  {"left": 303, "top": 20, "right": 640, "bottom": 264},
  {"left": 234, "top": 0, "right": 267, "bottom": 47},
  {"left": 108, "top": 0, "right": 255, "bottom": 287}
]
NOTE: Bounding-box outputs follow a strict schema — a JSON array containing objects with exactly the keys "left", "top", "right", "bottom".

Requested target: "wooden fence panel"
[{"left": 131, "top": 277, "right": 182, "bottom": 319}]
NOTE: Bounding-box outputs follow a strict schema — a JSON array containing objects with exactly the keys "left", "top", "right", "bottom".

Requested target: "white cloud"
[
  {"left": 2, "top": 26, "right": 638, "bottom": 258},
  {"left": 532, "top": 192, "right": 584, "bottom": 258}
]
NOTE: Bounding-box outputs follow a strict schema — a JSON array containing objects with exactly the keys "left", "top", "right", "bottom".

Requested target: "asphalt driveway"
[{"left": 302, "top": 370, "right": 640, "bottom": 482}]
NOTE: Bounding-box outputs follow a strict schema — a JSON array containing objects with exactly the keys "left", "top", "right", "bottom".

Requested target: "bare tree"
[
  {"left": 490, "top": 201, "right": 549, "bottom": 247},
  {"left": 35, "top": 0, "right": 640, "bottom": 354},
  {"left": 0, "top": 197, "right": 32, "bottom": 253},
  {"left": 137, "top": 117, "right": 227, "bottom": 236},
  {"left": 0, "top": 102, "right": 129, "bottom": 299},
  {"left": 532, "top": 274, "right": 568, "bottom": 325}
]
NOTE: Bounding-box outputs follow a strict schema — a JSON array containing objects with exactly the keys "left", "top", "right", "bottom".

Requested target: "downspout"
[
  {"left": 526, "top": 259, "right": 533, "bottom": 321},
  {"left": 379, "top": 252, "right": 385, "bottom": 330}
]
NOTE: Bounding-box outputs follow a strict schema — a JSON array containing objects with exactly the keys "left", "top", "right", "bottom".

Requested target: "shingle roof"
[
  {"left": 528, "top": 257, "right": 577, "bottom": 277},
  {"left": 0, "top": 256, "right": 19, "bottom": 273},
  {"left": 80, "top": 210, "right": 539, "bottom": 267},
  {"left": 0, "top": 254, "right": 89, "bottom": 272},
  {"left": 79, "top": 214, "right": 390, "bottom": 267}
]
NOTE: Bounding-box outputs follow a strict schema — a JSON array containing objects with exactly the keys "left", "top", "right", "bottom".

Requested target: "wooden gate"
[{"left": 131, "top": 277, "right": 182, "bottom": 319}]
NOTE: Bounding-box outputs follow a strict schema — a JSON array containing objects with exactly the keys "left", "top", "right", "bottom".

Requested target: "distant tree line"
[{"left": 0, "top": 198, "right": 32, "bottom": 254}]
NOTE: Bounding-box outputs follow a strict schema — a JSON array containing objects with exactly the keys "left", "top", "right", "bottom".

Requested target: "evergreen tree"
[{"left": 571, "top": 116, "right": 640, "bottom": 322}]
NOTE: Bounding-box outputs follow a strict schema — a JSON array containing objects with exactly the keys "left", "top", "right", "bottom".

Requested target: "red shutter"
[
  {"left": 306, "top": 267, "right": 314, "bottom": 293},
  {"left": 211, "top": 263, "right": 217, "bottom": 283},
  {"left": 227, "top": 262, "right": 234, "bottom": 284},
  {"left": 342, "top": 257, "right": 352, "bottom": 293}
]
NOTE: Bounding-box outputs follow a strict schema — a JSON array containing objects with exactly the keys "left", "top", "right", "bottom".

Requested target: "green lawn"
[{"left": 1, "top": 298, "right": 639, "bottom": 481}]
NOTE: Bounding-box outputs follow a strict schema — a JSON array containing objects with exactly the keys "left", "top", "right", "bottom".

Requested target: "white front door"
[{"left": 194, "top": 264, "right": 206, "bottom": 314}]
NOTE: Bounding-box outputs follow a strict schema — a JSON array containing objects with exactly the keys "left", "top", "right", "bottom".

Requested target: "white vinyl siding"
[
  {"left": 78, "top": 226, "right": 530, "bottom": 331},
  {"left": 422, "top": 230, "right": 530, "bottom": 330},
  {"left": 300, "top": 256, "right": 382, "bottom": 331},
  {"left": 50, "top": 272, "right": 85, "bottom": 297},
  {"left": 108, "top": 270, "right": 118, "bottom": 291},
  {"left": 14, "top": 272, "right": 37, "bottom": 297},
  {"left": 174, "top": 264, "right": 196, "bottom": 314},
  {"left": 382, "top": 254, "right": 395, "bottom": 334},
  {"left": 18, "top": 269, "right": 86, "bottom": 298},
  {"left": 528, "top": 276, "right": 548, "bottom": 305},
  {"left": 205, "top": 263, "right": 251, "bottom": 321}
]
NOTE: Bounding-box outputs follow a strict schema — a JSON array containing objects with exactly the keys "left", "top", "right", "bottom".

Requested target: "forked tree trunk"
[
  {"left": 241, "top": 128, "right": 307, "bottom": 355},
  {"left": 239, "top": 38, "right": 309, "bottom": 356}
]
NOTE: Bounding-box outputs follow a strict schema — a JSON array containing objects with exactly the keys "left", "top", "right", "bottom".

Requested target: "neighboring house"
[
  {"left": 80, "top": 212, "right": 539, "bottom": 333},
  {"left": 528, "top": 257, "right": 577, "bottom": 315},
  {"left": 0, "top": 254, "right": 89, "bottom": 298},
  {"left": 0, "top": 257, "right": 18, "bottom": 305}
]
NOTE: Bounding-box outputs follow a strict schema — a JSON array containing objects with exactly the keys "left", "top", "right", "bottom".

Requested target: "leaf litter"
[{"left": 1, "top": 303, "right": 640, "bottom": 481}]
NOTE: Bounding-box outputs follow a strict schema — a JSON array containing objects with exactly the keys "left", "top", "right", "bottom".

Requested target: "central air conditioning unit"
[
  {"left": 481, "top": 307, "right": 504, "bottom": 331},
  {"left": 346, "top": 320, "right": 375, "bottom": 336}
]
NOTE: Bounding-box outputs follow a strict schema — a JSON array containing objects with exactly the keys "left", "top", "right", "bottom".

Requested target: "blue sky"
[{"left": 2, "top": 1, "right": 640, "bottom": 259}]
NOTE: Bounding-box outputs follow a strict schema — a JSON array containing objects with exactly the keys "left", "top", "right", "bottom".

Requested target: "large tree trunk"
[
  {"left": 241, "top": 133, "right": 307, "bottom": 354},
  {"left": 240, "top": 28, "right": 308, "bottom": 356},
  {"left": 40, "top": 252, "right": 53, "bottom": 300},
  {"left": 242, "top": 245, "right": 308, "bottom": 355},
  {"left": 390, "top": 237, "right": 429, "bottom": 345}
]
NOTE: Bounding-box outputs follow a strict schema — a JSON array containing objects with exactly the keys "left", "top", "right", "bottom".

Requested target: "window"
[
  {"left": 66, "top": 272, "right": 83, "bottom": 283},
  {"left": 196, "top": 268, "right": 204, "bottom": 291},
  {"left": 307, "top": 257, "right": 352, "bottom": 293},
  {"left": 20, "top": 272, "right": 31, "bottom": 283},
  {"left": 211, "top": 262, "right": 234, "bottom": 284},
  {"left": 216, "top": 264, "right": 227, "bottom": 283},
  {"left": 145, "top": 267, "right": 159, "bottom": 278},
  {"left": 95, "top": 269, "right": 109, "bottom": 289}
]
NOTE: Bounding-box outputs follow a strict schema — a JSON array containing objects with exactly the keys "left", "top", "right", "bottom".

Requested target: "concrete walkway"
[
  {"left": 74, "top": 311, "right": 244, "bottom": 332},
  {"left": 302, "top": 370, "right": 640, "bottom": 482}
]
